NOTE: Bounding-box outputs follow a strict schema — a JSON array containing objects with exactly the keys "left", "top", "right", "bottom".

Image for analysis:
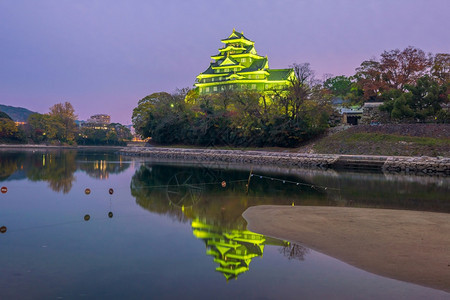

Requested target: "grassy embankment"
[{"left": 312, "top": 124, "right": 450, "bottom": 157}]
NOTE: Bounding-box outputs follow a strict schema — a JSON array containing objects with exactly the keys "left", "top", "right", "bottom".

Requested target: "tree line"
[
  {"left": 0, "top": 102, "right": 132, "bottom": 145},
  {"left": 133, "top": 46, "right": 448, "bottom": 147},
  {"left": 133, "top": 63, "right": 333, "bottom": 148},
  {"left": 323, "top": 47, "right": 449, "bottom": 122}
]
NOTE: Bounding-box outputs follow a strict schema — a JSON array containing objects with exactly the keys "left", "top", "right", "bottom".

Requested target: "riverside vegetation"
[
  {"left": 0, "top": 102, "right": 132, "bottom": 145},
  {"left": 132, "top": 47, "right": 449, "bottom": 149}
]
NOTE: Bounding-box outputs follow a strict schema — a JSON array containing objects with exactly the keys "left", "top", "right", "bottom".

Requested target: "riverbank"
[
  {"left": 120, "top": 147, "right": 450, "bottom": 176},
  {"left": 311, "top": 124, "right": 450, "bottom": 157},
  {"left": 243, "top": 206, "right": 450, "bottom": 293},
  {"left": 0, "top": 144, "right": 125, "bottom": 151},
  {"left": 2, "top": 144, "right": 450, "bottom": 175}
]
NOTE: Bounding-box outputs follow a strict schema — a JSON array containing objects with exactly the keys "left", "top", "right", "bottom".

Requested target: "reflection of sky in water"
[{"left": 0, "top": 156, "right": 448, "bottom": 299}]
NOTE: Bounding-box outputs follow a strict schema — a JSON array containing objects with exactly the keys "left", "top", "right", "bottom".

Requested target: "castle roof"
[{"left": 267, "top": 69, "right": 293, "bottom": 81}]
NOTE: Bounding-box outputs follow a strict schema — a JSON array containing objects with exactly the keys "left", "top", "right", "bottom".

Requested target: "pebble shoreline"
[{"left": 120, "top": 147, "right": 450, "bottom": 176}]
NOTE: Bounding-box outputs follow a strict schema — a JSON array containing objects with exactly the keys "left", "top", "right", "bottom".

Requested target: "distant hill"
[
  {"left": 0, "top": 104, "right": 37, "bottom": 122},
  {"left": 0, "top": 111, "right": 12, "bottom": 120}
]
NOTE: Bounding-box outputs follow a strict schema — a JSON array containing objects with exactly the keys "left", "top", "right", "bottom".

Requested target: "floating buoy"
[
  {"left": 221, "top": 181, "right": 226, "bottom": 188},
  {"left": 84, "top": 214, "right": 90, "bottom": 221},
  {"left": 108, "top": 188, "right": 114, "bottom": 195},
  {"left": 1, "top": 186, "right": 7, "bottom": 194},
  {"left": 108, "top": 212, "right": 113, "bottom": 218},
  {"left": 0, "top": 226, "right": 7, "bottom": 233},
  {"left": 85, "top": 188, "right": 91, "bottom": 195},
  {"left": 291, "top": 202, "right": 295, "bottom": 207}
]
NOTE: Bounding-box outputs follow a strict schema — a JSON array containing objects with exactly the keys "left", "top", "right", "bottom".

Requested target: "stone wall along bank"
[{"left": 120, "top": 148, "right": 450, "bottom": 176}]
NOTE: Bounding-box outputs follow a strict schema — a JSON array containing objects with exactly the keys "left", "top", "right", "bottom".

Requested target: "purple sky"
[{"left": 1, "top": 0, "right": 449, "bottom": 124}]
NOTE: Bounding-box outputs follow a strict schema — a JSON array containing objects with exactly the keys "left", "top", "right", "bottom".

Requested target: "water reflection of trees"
[
  {"left": 130, "top": 164, "right": 325, "bottom": 229},
  {"left": 0, "top": 152, "right": 25, "bottom": 180},
  {"left": 0, "top": 150, "right": 130, "bottom": 193},
  {"left": 279, "top": 243, "right": 309, "bottom": 261},
  {"left": 302, "top": 171, "right": 450, "bottom": 213},
  {"left": 26, "top": 151, "right": 77, "bottom": 193}
]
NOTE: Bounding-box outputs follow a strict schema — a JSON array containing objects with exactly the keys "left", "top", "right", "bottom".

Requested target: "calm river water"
[{"left": 0, "top": 150, "right": 448, "bottom": 299}]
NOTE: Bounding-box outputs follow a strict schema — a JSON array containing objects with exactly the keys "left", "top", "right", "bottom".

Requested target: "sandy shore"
[{"left": 243, "top": 206, "right": 450, "bottom": 293}]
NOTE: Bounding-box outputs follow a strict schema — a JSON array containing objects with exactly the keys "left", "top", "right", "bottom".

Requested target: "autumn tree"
[
  {"left": 430, "top": 53, "right": 450, "bottom": 84},
  {"left": 48, "top": 102, "right": 78, "bottom": 143},
  {"left": 0, "top": 114, "right": 18, "bottom": 139},
  {"left": 379, "top": 46, "right": 430, "bottom": 91},
  {"left": 0, "top": 111, "right": 26, "bottom": 143},
  {"left": 354, "top": 60, "right": 385, "bottom": 102}
]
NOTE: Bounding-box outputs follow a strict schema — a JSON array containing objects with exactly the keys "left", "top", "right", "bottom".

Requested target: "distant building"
[
  {"left": 14, "top": 121, "right": 27, "bottom": 126},
  {"left": 87, "top": 114, "right": 110, "bottom": 125},
  {"left": 195, "top": 29, "right": 294, "bottom": 95},
  {"left": 83, "top": 114, "right": 111, "bottom": 130}
]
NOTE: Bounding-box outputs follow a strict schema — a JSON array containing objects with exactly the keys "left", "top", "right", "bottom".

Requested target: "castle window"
[
  {"left": 206, "top": 87, "right": 210, "bottom": 92},
  {"left": 213, "top": 87, "right": 217, "bottom": 91},
  {"left": 252, "top": 84, "right": 256, "bottom": 89},
  {"left": 225, "top": 68, "right": 229, "bottom": 72},
  {"left": 242, "top": 58, "right": 246, "bottom": 62}
]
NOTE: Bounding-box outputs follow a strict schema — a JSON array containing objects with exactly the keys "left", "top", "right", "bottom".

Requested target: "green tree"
[
  {"left": 380, "top": 75, "right": 448, "bottom": 121},
  {"left": 27, "top": 113, "right": 58, "bottom": 142},
  {"left": 323, "top": 75, "right": 353, "bottom": 98},
  {"left": 0, "top": 118, "right": 18, "bottom": 139},
  {"left": 132, "top": 92, "right": 173, "bottom": 138}
]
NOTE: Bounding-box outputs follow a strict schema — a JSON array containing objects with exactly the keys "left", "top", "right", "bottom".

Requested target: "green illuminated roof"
[
  {"left": 221, "top": 29, "right": 253, "bottom": 44},
  {"left": 241, "top": 58, "right": 268, "bottom": 72},
  {"left": 267, "top": 69, "right": 293, "bottom": 81}
]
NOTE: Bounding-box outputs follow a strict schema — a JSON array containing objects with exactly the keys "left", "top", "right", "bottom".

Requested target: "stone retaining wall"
[
  {"left": 120, "top": 147, "right": 450, "bottom": 176},
  {"left": 383, "top": 156, "right": 450, "bottom": 175},
  {"left": 120, "top": 147, "right": 338, "bottom": 168}
]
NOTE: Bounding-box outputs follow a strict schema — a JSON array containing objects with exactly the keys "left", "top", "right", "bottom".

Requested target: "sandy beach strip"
[{"left": 243, "top": 206, "right": 450, "bottom": 293}]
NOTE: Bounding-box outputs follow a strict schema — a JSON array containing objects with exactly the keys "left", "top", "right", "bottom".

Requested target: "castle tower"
[{"left": 195, "top": 29, "right": 294, "bottom": 95}]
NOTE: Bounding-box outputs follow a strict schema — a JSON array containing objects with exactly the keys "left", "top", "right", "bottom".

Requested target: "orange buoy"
[
  {"left": 108, "top": 188, "right": 114, "bottom": 195},
  {"left": 1, "top": 186, "right": 7, "bottom": 194},
  {"left": 84, "top": 214, "right": 90, "bottom": 221},
  {"left": 85, "top": 188, "right": 91, "bottom": 195},
  {"left": 221, "top": 181, "right": 226, "bottom": 188},
  {"left": 0, "top": 226, "right": 7, "bottom": 233},
  {"left": 108, "top": 212, "right": 113, "bottom": 218}
]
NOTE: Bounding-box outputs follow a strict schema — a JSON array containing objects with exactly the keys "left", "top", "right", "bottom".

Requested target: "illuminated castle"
[{"left": 195, "top": 29, "right": 294, "bottom": 95}]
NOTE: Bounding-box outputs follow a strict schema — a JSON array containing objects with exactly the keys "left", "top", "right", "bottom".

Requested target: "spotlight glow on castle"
[{"left": 195, "top": 29, "right": 294, "bottom": 95}]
